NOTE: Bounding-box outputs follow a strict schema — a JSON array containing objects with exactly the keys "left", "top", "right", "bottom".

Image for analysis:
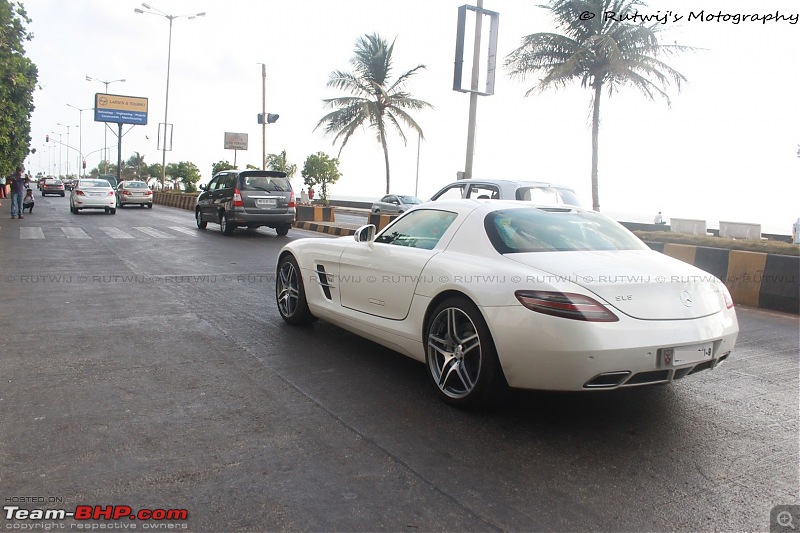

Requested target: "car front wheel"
[
  {"left": 425, "top": 297, "right": 505, "bottom": 408},
  {"left": 195, "top": 209, "right": 207, "bottom": 229},
  {"left": 276, "top": 255, "right": 314, "bottom": 325}
]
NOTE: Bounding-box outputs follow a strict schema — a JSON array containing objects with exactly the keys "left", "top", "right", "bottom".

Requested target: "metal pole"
[
  {"left": 415, "top": 133, "right": 421, "bottom": 197},
  {"left": 161, "top": 16, "right": 174, "bottom": 188},
  {"left": 262, "top": 63, "right": 266, "bottom": 170},
  {"left": 464, "top": 0, "right": 484, "bottom": 180},
  {"left": 117, "top": 123, "right": 123, "bottom": 185}
]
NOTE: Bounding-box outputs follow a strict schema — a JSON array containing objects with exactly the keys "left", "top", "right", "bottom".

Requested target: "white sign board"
[{"left": 224, "top": 132, "right": 248, "bottom": 150}]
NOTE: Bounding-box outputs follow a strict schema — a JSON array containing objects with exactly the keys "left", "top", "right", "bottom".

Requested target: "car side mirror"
[
  {"left": 354, "top": 224, "right": 376, "bottom": 243},
  {"left": 199, "top": 184, "right": 206, "bottom": 190}
]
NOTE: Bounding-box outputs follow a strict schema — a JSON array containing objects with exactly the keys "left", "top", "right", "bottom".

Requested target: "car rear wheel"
[
  {"left": 425, "top": 297, "right": 505, "bottom": 408},
  {"left": 195, "top": 209, "right": 207, "bottom": 229},
  {"left": 276, "top": 255, "right": 314, "bottom": 325},
  {"left": 220, "top": 211, "right": 236, "bottom": 235},
  {"left": 147, "top": 203, "right": 153, "bottom": 209},
  {"left": 276, "top": 224, "right": 290, "bottom": 237},
  {"left": 110, "top": 208, "right": 116, "bottom": 215}
]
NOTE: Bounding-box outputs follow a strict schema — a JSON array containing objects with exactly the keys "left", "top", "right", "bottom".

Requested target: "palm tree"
[
  {"left": 316, "top": 33, "right": 432, "bottom": 194},
  {"left": 505, "top": 0, "right": 695, "bottom": 211},
  {"left": 265, "top": 149, "right": 297, "bottom": 178}
]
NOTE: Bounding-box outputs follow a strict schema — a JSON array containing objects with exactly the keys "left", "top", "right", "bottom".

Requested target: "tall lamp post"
[
  {"left": 67, "top": 104, "right": 91, "bottom": 176},
  {"left": 86, "top": 76, "right": 125, "bottom": 174},
  {"left": 134, "top": 3, "right": 206, "bottom": 187}
]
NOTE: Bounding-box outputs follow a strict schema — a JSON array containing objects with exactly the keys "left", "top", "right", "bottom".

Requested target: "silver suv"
[
  {"left": 430, "top": 178, "right": 581, "bottom": 206},
  {"left": 195, "top": 170, "right": 295, "bottom": 236}
]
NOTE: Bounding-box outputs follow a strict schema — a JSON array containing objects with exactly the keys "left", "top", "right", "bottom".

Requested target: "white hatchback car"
[{"left": 70, "top": 178, "right": 117, "bottom": 214}]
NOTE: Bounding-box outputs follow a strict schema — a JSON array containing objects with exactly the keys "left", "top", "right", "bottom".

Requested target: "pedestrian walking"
[
  {"left": 9, "top": 167, "right": 26, "bottom": 219},
  {"left": 0, "top": 173, "right": 6, "bottom": 205}
]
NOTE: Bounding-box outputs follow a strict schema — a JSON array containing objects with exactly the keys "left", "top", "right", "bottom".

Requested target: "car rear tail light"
[
  {"left": 514, "top": 290, "right": 619, "bottom": 322},
  {"left": 75, "top": 190, "right": 85, "bottom": 196},
  {"left": 145, "top": 190, "right": 152, "bottom": 196},
  {"left": 107, "top": 191, "right": 114, "bottom": 196},
  {"left": 233, "top": 188, "right": 243, "bottom": 207},
  {"left": 288, "top": 191, "right": 296, "bottom": 208},
  {"left": 122, "top": 190, "right": 131, "bottom": 195},
  {"left": 721, "top": 283, "right": 734, "bottom": 309}
]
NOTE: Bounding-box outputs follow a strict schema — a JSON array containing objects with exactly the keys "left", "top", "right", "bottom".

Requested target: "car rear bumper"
[
  {"left": 482, "top": 306, "right": 739, "bottom": 391},
  {"left": 231, "top": 210, "right": 295, "bottom": 226},
  {"left": 74, "top": 197, "right": 116, "bottom": 208},
  {"left": 119, "top": 195, "right": 152, "bottom": 205}
]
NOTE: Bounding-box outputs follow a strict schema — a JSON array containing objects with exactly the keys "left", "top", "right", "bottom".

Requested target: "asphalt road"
[{"left": 1, "top": 195, "right": 798, "bottom": 532}]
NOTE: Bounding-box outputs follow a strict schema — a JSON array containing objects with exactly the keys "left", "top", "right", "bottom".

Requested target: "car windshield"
[
  {"left": 80, "top": 180, "right": 111, "bottom": 188},
  {"left": 398, "top": 196, "right": 421, "bottom": 204},
  {"left": 485, "top": 208, "right": 647, "bottom": 253},
  {"left": 124, "top": 182, "right": 147, "bottom": 188},
  {"left": 45, "top": 179, "right": 62, "bottom": 185},
  {"left": 240, "top": 174, "right": 290, "bottom": 192}
]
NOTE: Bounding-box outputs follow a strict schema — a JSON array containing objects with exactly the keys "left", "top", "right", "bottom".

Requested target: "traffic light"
[
  {"left": 46, "top": 134, "right": 49, "bottom": 142},
  {"left": 83, "top": 160, "right": 86, "bottom": 169}
]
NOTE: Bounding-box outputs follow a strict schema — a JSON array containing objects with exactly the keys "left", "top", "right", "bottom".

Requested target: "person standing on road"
[
  {"left": 9, "top": 166, "right": 26, "bottom": 219},
  {"left": 0, "top": 173, "right": 6, "bottom": 206}
]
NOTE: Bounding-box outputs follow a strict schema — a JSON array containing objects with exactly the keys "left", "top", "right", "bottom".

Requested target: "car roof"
[
  {"left": 418, "top": 198, "right": 588, "bottom": 215},
  {"left": 441, "top": 178, "right": 575, "bottom": 190}
]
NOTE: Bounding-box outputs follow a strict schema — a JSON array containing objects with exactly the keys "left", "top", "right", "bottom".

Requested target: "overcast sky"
[{"left": 20, "top": 0, "right": 799, "bottom": 234}]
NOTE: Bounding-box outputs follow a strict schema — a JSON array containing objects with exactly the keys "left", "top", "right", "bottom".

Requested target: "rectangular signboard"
[
  {"left": 94, "top": 93, "right": 148, "bottom": 125},
  {"left": 224, "top": 132, "right": 248, "bottom": 150}
]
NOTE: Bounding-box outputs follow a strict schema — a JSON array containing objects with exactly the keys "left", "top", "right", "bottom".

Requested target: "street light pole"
[
  {"left": 260, "top": 63, "right": 266, "bottom": 170},
  {"left": 86, "top": 76, "right": 125, "bottom": 174},
  {"left": 57, "top": 123, "right": 78, "bottom": 177},
  {"left": 135, "top": 3, "right": 206, "bottom": 187},
  {"left": 67, "top": 104, "right": 91, "bottom": 177}
]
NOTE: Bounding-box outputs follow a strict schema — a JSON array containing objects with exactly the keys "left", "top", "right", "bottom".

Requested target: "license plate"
[
  {"left": 672, "top": 342, "right": 713, "bottom": 366},
  {"left": 256, "top": 198, "right": 277, "bottom": 207},
  {"left": 90, "top": 193, "right": 103, "bottom": 197}
]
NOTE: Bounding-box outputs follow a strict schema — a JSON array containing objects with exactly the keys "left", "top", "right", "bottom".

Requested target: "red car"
[{"left": 41, "top": 178, "right": 65, "bottom": 197}]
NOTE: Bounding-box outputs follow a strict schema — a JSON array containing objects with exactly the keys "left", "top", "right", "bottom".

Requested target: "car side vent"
[{"left": 315, "top": 265, "right": 333, "bottom": 300}]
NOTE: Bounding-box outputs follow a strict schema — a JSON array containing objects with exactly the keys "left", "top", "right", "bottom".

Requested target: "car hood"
[{"left": 506, "top": 250, "right": 725, "bottom": 320}]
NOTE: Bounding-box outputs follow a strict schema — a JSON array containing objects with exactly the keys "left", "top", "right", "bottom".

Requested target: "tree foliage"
[
  {"left": 301, "top": 152, "right": 341, "bottom": 205},
  {"left": 265, "top": 149, "right": 297, "bottom": 178},
  {"left": 211, "top": 160, "right": 236, "bottom": 176},
  {"left": 0, "top": 0, "right": 38, "bottom": 176},
  {"left": 316, "top": 33, "right": 432, "bottom": 194},
  {"left": 166, "top": 161, "right": 202, "bottom": 192},
  {"left": 504, "top": 0, "right": 693, "bottom": 211}
]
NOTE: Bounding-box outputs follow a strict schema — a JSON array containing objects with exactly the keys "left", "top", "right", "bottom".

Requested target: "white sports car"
[{"left": 275, "top": 200, "right": 739, "bottom": 407}]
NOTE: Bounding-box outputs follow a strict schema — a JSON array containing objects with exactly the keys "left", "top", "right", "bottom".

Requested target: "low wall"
[
  {"left": 153, "top": 192, "right": 198, "bottom": 211},
  {"left": 646, "top": 242, "right": 799, "bottom": 314}
]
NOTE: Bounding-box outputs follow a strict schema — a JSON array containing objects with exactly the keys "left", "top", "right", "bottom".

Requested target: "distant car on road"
[
  {"left": 430, "top": 178, "right": 581, "bottom": 207},
  {"left": 371, "top": 194, "right": 422, "bottom": 214},
  {"left": 41, "top": 178, "right": 65, "bottom": 197},
  {"left": 70, "top": 178, "right": 116, "bottom": 215},
  {"left": 116, "top": 181, "right": 153, "bottom": 208},
  {"left": 196, "top": 169, "right": 295, "bottom": 236},
  {"left": 63, "top": 179, "right": 77, "bottom": 191}
]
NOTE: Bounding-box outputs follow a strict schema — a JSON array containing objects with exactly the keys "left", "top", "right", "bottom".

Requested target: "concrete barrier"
[
  {"left": 720, "top": 221, "right": 761, "bottom": 240},
  {"left": 670, "top": 218, "right": 707, "bottom": 235},
  {"left": 368, "top": 213, "right": 399, "bottom": 231},
  {"left": 154, "top": 192, "right": 198, "bottom": 211},
  {"left": 648, "top": 241, "right": 798, "bottom": 314},
  {"left": 297, "top": 205, "right": 335, "bottom": 222}
]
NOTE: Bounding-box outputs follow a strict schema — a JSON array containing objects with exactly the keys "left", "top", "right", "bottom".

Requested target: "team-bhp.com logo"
[{"left": 4, "top": 504, "right": 188, "bottom": 521}]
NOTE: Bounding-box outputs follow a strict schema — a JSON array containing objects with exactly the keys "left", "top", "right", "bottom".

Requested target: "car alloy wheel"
[
  {"left": 425, "top": 297, "right": 504, "bottom": 407},
  {"left": 276, "top": 255, "right": 314, "bottom": 325},
  {"left": 195, "top": 209, "right": 207, "bottom": 229},
  {"left": 220, "top": 211, "right": 235, "bottom": 235}
]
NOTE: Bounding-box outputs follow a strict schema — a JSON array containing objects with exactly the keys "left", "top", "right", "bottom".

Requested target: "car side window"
[
  {"left": 221, "top": 174, "right": 236, "bottom": 189},
  {"left": 432, "top": 184, "right": 466, "bottom": 201},
  {"left": 467, "top": 185, "right": 500, "bottom": 199},
  {"left": 375, "top": 209, "right": 458, "bottom": 250},
  {"left": 206, "top": 177, "right": 220, "bottom": 191}
]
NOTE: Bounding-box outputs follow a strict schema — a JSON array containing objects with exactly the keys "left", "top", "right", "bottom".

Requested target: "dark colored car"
[
  {"left": 41, "top": 178, "right": 65, "bottom": 197},
  {"left": 63, "top": 179, "right": 77, "bottom": 191},
  {"left": 195, "top": 170, "right": 295, "bottom": 236}
]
